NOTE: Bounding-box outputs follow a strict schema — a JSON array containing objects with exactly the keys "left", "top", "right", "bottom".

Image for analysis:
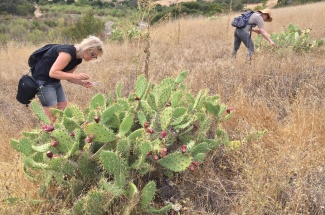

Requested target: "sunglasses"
[{"left": 90, "top": 52, "right": 97, "bottom": 59}]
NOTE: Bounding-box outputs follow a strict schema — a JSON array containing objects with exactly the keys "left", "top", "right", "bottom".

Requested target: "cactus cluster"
[{"left": 10, "top": 71, "right": 234, "bottom": 214}]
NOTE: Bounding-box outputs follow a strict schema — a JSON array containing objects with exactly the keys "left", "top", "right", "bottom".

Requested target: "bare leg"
[
  {"left": 43, "top": 101, "right": 67, "bottom": 123},
  {"left": 42, "top": 106, "right": 56, "bottom": 123}
]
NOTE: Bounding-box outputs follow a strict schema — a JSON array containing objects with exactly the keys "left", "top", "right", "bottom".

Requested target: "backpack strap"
[
  {"left": 28, "top": 69, "right": 48, "bottom": 90},
  {"left": 249, "top": 25, "right": 252, "bottom": 38}
]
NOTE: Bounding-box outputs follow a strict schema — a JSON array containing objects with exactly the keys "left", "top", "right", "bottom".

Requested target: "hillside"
[{"left": 0, "top": 1, "right": 325, "bottom": 214}]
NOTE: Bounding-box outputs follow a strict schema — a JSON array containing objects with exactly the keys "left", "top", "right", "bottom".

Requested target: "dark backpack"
[
  {"left": 231, "top": 11, "right": 254, "bottom": 28},
  {"left": 28, "top": 44, "right": 57, "bottom": 68}
]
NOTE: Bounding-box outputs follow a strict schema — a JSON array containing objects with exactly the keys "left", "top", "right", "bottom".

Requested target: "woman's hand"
[
  {"left": 74, "top": 73, "right": 90, "bottom": 80},
  {"left": 80, "top": 80, "right": 93, "bottom": 88}
]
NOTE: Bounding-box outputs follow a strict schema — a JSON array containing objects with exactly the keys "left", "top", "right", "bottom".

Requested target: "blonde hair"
[{"left": 75, "top": 35, "right": 104, "bottom": 57}]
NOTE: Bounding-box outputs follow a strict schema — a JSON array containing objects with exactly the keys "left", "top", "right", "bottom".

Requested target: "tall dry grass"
[{"left": 1, "top": 2, "right": 324, "bottom": 214}]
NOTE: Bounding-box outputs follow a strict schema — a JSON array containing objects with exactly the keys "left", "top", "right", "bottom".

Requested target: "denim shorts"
[{"left": 36, "top": 80, "right": 66, "bottom": 107}]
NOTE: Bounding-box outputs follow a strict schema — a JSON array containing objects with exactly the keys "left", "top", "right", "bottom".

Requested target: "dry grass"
[{"left": 1, "top": 2, "right": 325, "bottom": 214}]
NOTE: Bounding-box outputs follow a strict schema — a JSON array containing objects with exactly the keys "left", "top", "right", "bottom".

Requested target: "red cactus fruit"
[
  {"left": 46, "top": 151, "right": 53, "bottom": 158},
  {"left": 153, "top": 154, "right": 159, "bottom": 160},
  {"left": 160, "top": 148, "right": 167, "bottom": 158},
  {"left": 144, "top": 121, "right": 150, "bottom": 128},
  {"left": 88, "top": 134, "right": 95, "bottom": 139},
  {"left": 42, "top": 125, "right": 55, "bottom": 132},
  {"left": 181, "top": 145, "right": 187, "bottom": 153},
  {"left": 146, "top": 128, "right": 154, "bottom": 133},
  {"left": 147, "top": 151, "right": 152, "bottom": 156},
  {"left": 189, "top": 165, "right": 195, "bottom": 171},
  {"left": 94, "top": 115, "right": 100, "bottom": 123},
  {"left": 192, "top": 161, "right": 200, "bottom": 166},
  {"left": 161, "top": 131, "right": 167, "bottom": 138},
  {"left": 165, "top": 101, "right": 171, "bottom": 107},
  {"left": 70, "top": 131, "right": 75, "bottom": 137},
  {"left": 226, "top": 107, "right": 235, "bottom": 114},
  {"left": 51, "top": 141, "right": 59, "bottom": 147},
  {"left": 134, "top": 96, "right": 140, "bottom": 100}
]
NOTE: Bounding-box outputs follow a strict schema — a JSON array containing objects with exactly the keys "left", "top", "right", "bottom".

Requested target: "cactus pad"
[
  {"left": 23, "top": 156, "right": 49, "bottom": 170},
  {"left": 136, "top": 75, "right": 147, "bottom": 99},
  {"left": 141, "top": 181, "right": 156, "bottom": 209},
  {"left": 31, "top": 143, "right": 51, "bottom": 153},
  {"left": 158, "top": 153, "right": 192, "bottom": 172},
  {"left": 10, "top": 138, "right": 33, "bottom": 156},
  {"left": 85, "top": 123, "right": 115, "bottom": 143},
  {"left": 63, "top": 117, "right": 81, "bottom": 133},
  {"left": 118, "top": 113, "right": 134, "bottom": 137},
  {"left": 64, "top": 105, "right": 85, "bottom": 123},
  {"left": 171, "top": 89, "right": 183, "bottom": 107},
  {"left": 51, "top": 129, "right": 74, "bottom": 154},
  {"left": 160, "top": 107, "right": 173, "bottom": 131},
  {"left": 100, "top": 150, "right": 128, "bottom": 187},
  {"left": 89, "top": 93, "right": 106, "bottom": 110},
  {"left": 22, "top": 131, "right": 39, "bottom": 139},
  {"left": 31, "top": 101, "right": 51, "bottom": 124},
  {"left": 190, "top": 142, "right": 209, "bottom": 156},
  {"left": 175, "top": 70, "right": 188, "bottom": 83},
  {"left": 128, "top": 128, "right": 145, "bottom": 142},
  {"left": 193, "top": 153, "right": 206, "bottom": 162},
  {"left": 101, "top": 105, "right": 119, "bottom": 124}
]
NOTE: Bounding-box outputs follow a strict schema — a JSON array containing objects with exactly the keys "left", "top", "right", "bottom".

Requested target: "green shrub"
[
  {"left": 62, "top": 11, "right": 105, "bottom": 42},
  {"left": 10, "top": 71, "right": 236, "bottom": 214},
  {"left": 255, "top": 24, "right": 324, "bottom": 53}
]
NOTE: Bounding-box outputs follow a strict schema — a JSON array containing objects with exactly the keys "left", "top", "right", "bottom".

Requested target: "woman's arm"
[
  {"left": 259, "top": 28, "right": 275, "bottom": 46},
  {"left": 67, "top": 74, "right": 93, "bottom": 88},
  {"left": 49, "top": 52, "right": 89, "bottom": 80}
]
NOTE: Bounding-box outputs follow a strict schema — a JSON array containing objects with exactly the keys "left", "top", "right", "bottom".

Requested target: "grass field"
[{"left": 1, "top": 2, "right": 325, "bottom": 214}]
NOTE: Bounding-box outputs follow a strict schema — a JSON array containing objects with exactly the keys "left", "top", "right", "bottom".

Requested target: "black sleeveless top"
[{"left": 32, "top": 45, "right": 82, "bottom": 82}]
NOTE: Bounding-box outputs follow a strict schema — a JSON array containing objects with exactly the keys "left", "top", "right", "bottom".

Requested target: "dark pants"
[{"left": 231, "top": 28, "right": 254, "bottom": 59}]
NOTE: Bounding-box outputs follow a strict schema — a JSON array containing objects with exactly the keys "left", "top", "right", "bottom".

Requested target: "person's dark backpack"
[
  {"left": 16, "top": 44, "right": 57, "bottom": 107},
  {"left": 28, "top": 44, "right": 57, "bottom": 68},
  {"left": 231, "top": 11, "right": 254, "bottom": 28},
  {"left": 16, "top": 73, "right": 44, "bottom": 107}
]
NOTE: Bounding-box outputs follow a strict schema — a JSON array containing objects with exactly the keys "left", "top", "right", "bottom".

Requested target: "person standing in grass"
[
  {"left": 31, "top": 35, "right": 104, "bottom": 121},
  {"left": 231, "top": 9, "right": 275, "bottom": 61}
]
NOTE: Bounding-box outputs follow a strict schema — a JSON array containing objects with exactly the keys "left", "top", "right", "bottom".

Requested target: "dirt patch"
[
  {"left": 34, "top": 3, "right": 42, "bottom": 18},
  {"left": 245, "top": 0, "right": 277, "bottom": 9}
]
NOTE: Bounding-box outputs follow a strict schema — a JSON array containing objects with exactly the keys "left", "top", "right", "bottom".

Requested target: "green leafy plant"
[
  {"left": 255, "top": 24, "right": 324, "bottom": 53},
  {"left": 10, "top": 71, "right": 235, "bottom": 214},
  {"left": 62, "top": 11, "right": 105, "bottom": 41}
]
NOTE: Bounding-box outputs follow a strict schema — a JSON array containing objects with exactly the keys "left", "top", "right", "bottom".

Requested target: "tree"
[
  {"left": 0, "top": 0, "right": 34, "bottom": 16},
  {"left": 62, "top": 11, "right": 105, "bottom": 41}
]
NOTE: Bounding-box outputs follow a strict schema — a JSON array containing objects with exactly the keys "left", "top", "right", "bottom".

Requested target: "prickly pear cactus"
[{"left": 10, "top": 70, "right": 235, "bottom": 214}]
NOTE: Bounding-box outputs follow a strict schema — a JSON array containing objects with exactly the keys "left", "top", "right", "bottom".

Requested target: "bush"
[
  {"left": 10, "top": 71, "right": 236, "bottom": 214},
  {"left": 255, "top": 24, "right": 324, "bottom": 53},
  {"left": 62, "top": 11, "right": 105, "bottom": 42}
]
